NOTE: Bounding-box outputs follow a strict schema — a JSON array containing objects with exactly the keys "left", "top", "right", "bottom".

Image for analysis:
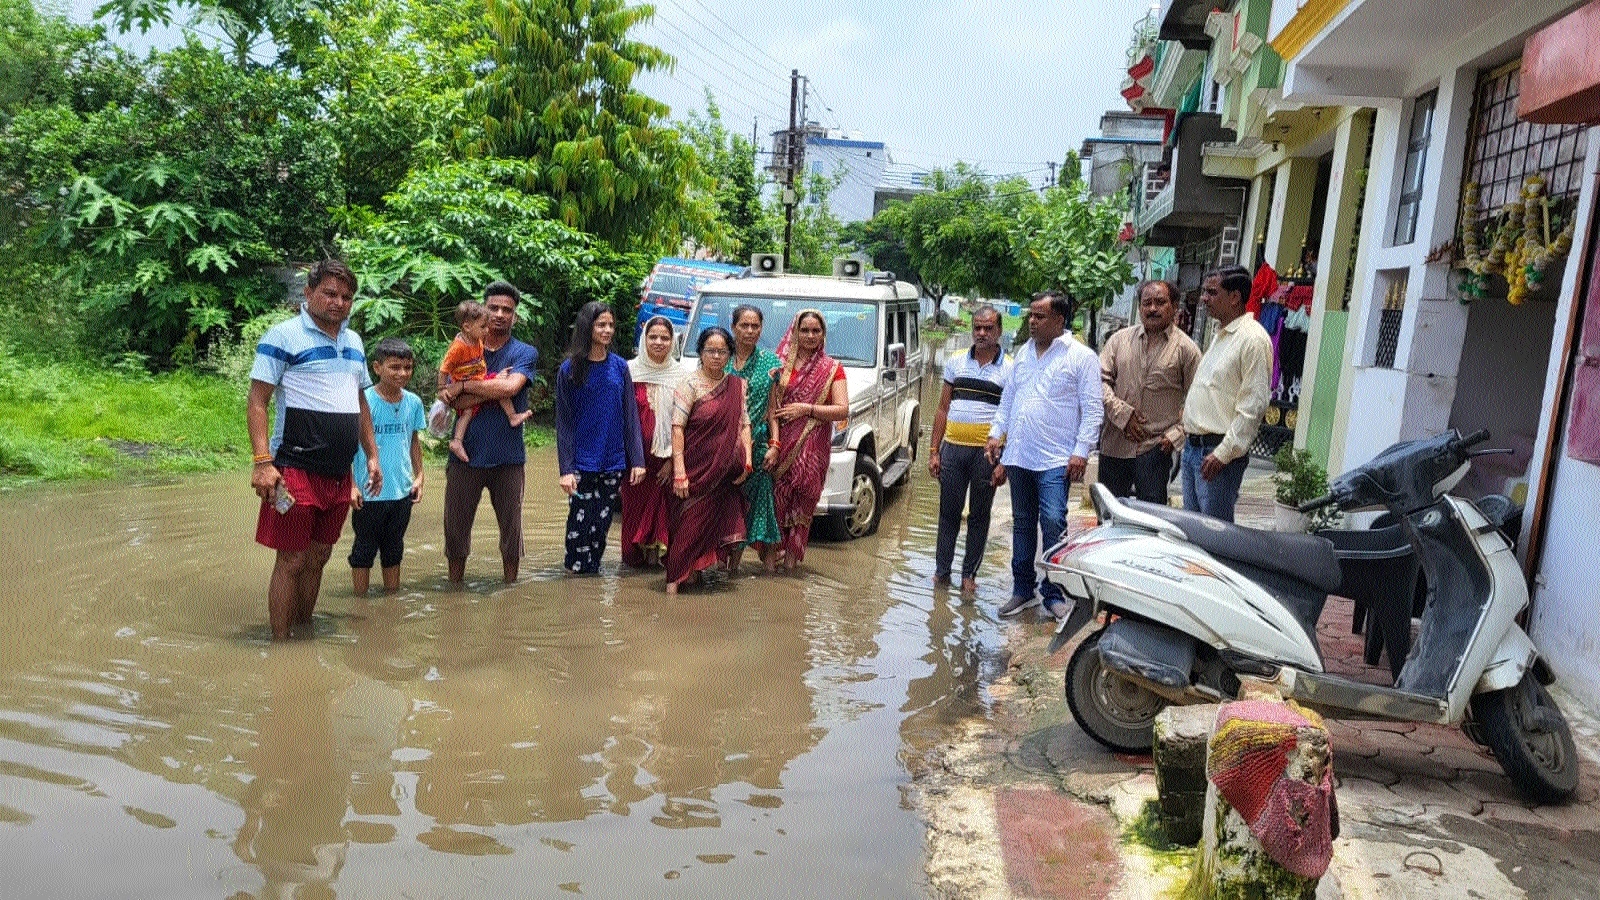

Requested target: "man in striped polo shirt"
[
  {"left": 928, "top": 305, "right": 1013, "bottom": 594},
  {"left": 248, "top": 259, "right": 381, "bottom": 640}
]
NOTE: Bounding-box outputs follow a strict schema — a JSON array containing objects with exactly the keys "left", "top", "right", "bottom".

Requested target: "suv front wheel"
[{"left": 823, "top": 453, "right": 883, "bottom": 540}]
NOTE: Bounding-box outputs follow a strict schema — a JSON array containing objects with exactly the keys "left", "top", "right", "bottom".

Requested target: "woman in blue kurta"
[{"left": 556, "top": 302, "right": 646, "bottom": 574}]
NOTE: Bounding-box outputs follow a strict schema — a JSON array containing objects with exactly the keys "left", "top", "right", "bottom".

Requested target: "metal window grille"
[
  {"left": 1460, "top": 61, "right": 1588, "bottom": 231},
  {"left": 1374, "top": 308, "right": 1404, "bottom": 368}
]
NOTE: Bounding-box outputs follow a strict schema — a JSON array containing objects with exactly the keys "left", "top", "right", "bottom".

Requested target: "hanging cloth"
[{"left": 1249, "top": 263, "right": 1279, "bottom": 317}]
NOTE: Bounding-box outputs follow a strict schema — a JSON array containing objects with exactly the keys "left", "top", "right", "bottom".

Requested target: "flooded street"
[{"left": 0, "top": 440, "right": 1018, "bottom": 899}]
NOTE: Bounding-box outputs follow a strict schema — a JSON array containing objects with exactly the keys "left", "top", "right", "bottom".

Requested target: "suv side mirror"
[{"left": 886, "top": 342, "right": 906, "bottom": 369}]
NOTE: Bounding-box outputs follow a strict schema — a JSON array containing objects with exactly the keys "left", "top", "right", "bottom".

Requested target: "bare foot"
[
  {"left": 933, "top": 574, "right": 951, "bottom": 587},
  {"left": 666, "top": 582, "right": 678, "bottom": 595},
  {"left": 961, "top": 577, "right": 978, "bottom": 595},
  {"left": 508, "top": 410, "right": 533, "bottom": 427},
  {"left": 448, "top": 439, "right": 470, "bottom": 463}
]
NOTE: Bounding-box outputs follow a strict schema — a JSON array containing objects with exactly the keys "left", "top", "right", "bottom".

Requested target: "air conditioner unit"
[
  {"left": 750, "top": 253, "right": 784, "bottom": 275},
  {"left": 832, "top": 257, "right": 864, "bottom": 279}
]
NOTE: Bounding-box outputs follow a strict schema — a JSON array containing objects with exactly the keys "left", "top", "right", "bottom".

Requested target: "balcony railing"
[{"left": 1133, "top": 161, "right": 1173, "bottom": 232}]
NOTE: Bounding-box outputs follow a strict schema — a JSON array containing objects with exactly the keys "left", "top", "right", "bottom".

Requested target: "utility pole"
[
  {"left": 1046, "top": 161, "right": 1058, "bottom": 190},
  {"left": 783, "top": 69, "right": 799, "bottom": 265}
]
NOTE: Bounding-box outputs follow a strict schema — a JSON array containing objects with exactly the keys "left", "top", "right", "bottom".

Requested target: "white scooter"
[{"left": 1042, "top": 429, "right": 1578, "bottom": 804}]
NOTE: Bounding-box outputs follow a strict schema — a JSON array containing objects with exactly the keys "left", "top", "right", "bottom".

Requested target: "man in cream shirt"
[{"left": 1180, "top": 265, "right": 1273, "bottom": 522}]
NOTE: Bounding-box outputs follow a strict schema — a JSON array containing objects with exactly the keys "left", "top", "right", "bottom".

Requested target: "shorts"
[
  {"left": 255, "top": 466, "right": 353, "bottom": 553},
  {"left": 348, "top": 498, "right": 414, "bottom": 569}
]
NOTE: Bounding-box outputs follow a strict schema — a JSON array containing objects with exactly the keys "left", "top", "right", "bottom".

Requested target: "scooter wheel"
[
  {"left": 1470, "top": 671, "right": 1579, "bottom": 805},
  {"left": 1066, "top": 628, "right": 1167, "bottom": 754}
]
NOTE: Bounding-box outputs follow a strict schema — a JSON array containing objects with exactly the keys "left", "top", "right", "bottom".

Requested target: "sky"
[
  {"left": 633, "top": 0, "right": 1158, "bottom": 182},
  {"left": 65, "top": 0, "right": 1157, "bottom": 183}
]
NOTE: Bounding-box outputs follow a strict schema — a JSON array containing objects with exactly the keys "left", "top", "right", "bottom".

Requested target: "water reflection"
[
  {"left": 0, "top": 436, "right": 983, "bottom": 898},
  {"left": 234, "top": 653, "right": 358, "bottom": 898}
]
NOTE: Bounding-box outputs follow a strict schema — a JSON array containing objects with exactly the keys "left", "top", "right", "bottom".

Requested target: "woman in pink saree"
[
  {"left": 666, "top": 327, "right": 752, "bottom": 593},
  {"left": 765, "top": 309, "right": 850, "bottom": 572}
]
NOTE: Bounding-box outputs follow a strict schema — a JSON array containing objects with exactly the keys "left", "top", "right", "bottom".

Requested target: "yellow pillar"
[{"left": 1264, "top": 157, "right": 1320, "bottom": 273}]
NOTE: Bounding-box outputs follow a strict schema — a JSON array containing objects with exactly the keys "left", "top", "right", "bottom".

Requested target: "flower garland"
[{"left": 1457, "top": 176, "right": 1576, "bottom": 304}]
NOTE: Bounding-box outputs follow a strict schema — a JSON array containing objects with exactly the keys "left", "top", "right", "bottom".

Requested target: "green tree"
[
  {"left": 840, "top": 214, "right": 914, "bottom": 290},
  {"left": 681, "top": 94, "right": 774, "bottom": 260},
  {"left": 96, "top": 0, "right": 322, "bottom": 66},
  {"left": 773, "top": 167, "right": 849, "bottom": 275},
  {"left": 874, "top": 165, "right": 1025, "bottom": 300},
  {"left": 1012, "top": 181, "right": 1135, "bottom": 310},
  {"left": 465, "top": 0, "right": 710, "bottom": 249},
  {"left": 344, "top": 157, "right": 651, "bottom": 384},
  {"left": 303, "top": 0, "right": 487, "bottom": 214},
  {"left": 9, "top": 41, "right": 343, "bottom": 363}
]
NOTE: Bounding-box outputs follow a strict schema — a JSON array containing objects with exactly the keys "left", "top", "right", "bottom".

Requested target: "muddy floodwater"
[{"left": 0, "top": 441, "right": 1017, "bottom": 899}]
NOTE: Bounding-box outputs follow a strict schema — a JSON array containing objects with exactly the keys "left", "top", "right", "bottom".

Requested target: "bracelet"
[{"left": 252, "top": 454, "right": 273, "bottom": 465}]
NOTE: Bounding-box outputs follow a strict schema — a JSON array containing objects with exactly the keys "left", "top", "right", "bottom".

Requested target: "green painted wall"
[{"left": 1305, "top": 309, "right": 1347, "bottom": 467}]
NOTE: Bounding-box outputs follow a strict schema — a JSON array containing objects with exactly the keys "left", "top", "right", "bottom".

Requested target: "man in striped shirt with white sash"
[{"left": 928, "top": 305, "right": 1012, "bottom": 595}]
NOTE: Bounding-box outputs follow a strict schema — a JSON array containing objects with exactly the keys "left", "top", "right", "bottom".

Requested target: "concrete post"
[
  {"left": 1181, "top": 699, "right": 1334, "bottom": 900},
  {"left": 1153, "top": 704, "right": 1218, "bottom": 846}
]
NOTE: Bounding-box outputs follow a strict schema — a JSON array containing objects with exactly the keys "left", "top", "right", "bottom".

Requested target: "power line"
[
  {"left": 805, "top": 81, "right": 843, "bottom": 131},
  {"left": 669, "top": 0, "right": 790, "bottom": 79},
  {"left": 656, "top": 62, "right": 782, "bottom": 131},
  {"left": 647, "top": 2, "right": 787, "bottom": 94},
  {"left": 647, "top": 19, "right": 789, "bottom": 122},
  {"left": 889, "top": 146, "right": 1055, "bottom": 169}
]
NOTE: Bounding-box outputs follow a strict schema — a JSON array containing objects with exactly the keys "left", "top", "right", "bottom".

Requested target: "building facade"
[
  {"left": 1272, "top": 0, "right": 1600, "bottom": 711},
  {"left": 769, "top": 126, "right": 925, "bottom": 224}
]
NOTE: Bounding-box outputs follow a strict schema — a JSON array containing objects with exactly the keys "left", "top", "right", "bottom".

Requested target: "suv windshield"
[{"left": 683, "top": 296, "right": 879, "bottom": 367}]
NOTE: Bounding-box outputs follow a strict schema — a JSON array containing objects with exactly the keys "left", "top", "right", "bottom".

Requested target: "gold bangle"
[{"left": 252, "top": 454, "right": 273, "bottom": 464}]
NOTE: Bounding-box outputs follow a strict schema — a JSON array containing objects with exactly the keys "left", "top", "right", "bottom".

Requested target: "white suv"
[{"left": 680, "top": 268, "right": 924, "bottom": 539}]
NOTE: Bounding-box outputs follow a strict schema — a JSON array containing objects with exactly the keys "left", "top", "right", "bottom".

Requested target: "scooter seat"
[{"left": 1124, "top": 500, "right": 1344, "bottom": 595}]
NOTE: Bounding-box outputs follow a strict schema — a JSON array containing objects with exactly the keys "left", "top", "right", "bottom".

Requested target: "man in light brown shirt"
[
  {"left": 1098, "top": 279, "right": 1201, "bottom": 504},
  {"left": 1180, "top": 265, "right": 1273, "bottom": 522}
]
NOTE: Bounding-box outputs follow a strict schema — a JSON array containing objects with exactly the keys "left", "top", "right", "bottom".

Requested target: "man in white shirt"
[
  {"left": 1180, "top": 265, "right": 1273, "bottom": 522},
  {"left": 985, "top": 291, "right": 1104, "bottom": 620}
]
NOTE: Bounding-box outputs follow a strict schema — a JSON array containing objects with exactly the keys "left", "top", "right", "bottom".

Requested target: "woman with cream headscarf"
[{"left": 620, "top": 316, "right": 681, "bottom": 567}]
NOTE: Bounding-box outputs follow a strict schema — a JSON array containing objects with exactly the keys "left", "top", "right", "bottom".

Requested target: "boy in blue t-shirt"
[{"left": 349, "top": 338, "right": 427, "bottom": 594}]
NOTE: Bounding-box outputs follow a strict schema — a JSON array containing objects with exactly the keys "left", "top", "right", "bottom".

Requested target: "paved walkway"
[{"left": 921, "top": 468, "right": 1600, "bottom": 899}]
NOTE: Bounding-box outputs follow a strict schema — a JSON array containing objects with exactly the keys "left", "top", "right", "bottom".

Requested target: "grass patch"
[
  {"left": 0, "top": 347, "right": 557, "bottom": 485},
  {"left": 1125, "top": 798, "right": 1182, "bottom": 853},
  {"left": 0, "top": 352, "right": 250, "bottom": 483},
  {"left": 1123, "top": 798, "right": 1197, "bottom": 884}
]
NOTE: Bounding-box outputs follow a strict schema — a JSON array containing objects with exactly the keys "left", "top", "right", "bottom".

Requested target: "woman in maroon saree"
[
  {"left": 621, "top": 316, "right": 679, "bottom": 567},
  {"left": 766, "top": 309, "right": 850, "bottom": 572},
  {"left": 667, "top": 327, "right": 753, "bottom": 593}
]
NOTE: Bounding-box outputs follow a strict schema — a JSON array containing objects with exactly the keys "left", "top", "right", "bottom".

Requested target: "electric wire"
[
  {"left": 668, "top": 0, "right": 791, "bottom": 78},
  {"left": 647, "top": 21, "right": 790, "bottom": 123}
]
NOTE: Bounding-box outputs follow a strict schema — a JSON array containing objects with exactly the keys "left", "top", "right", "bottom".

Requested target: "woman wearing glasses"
[{"left": 665, "top": 327, "right": 753, "bottom": 594}]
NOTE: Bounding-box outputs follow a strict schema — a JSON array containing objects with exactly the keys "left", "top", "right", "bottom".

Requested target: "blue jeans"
[
  {"left": 1180, "top": 443, "right": 1250, "bottom": 523},
  {"left": 1006, "top": 465, "right": 1067, "bottom": 605}
]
